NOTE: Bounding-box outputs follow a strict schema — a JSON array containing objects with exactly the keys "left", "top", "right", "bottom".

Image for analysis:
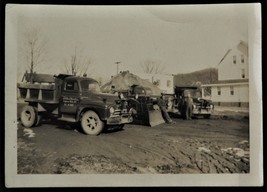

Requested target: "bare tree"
[
  {"left": 140, "top": 59, "right": 164, "bottom": 74},
  {"left": 22, "top": 28, "right": 48, "bottom": 83},
  {"left": 64, "top": 47, "right": 92, "bottom": 76}
]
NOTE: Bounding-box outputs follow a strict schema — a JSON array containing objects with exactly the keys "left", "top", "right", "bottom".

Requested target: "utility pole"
[{"left": 115, "top": 61, "right": 121, "bottom": 74}]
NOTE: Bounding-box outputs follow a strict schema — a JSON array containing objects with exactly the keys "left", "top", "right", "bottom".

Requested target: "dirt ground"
[{"left": 17, "top": 108, "right": 249, "bottom": 174}]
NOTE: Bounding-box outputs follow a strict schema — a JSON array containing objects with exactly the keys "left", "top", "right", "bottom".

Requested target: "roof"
[
  {"left": 218, "top": 41, "right": 248, "bottom": 66},
  {"left": 201, "top": 79, "right": 249, "bottom": 87},
  {"left": 64, "top": 76, "right": 98, "bottom": 82},
  {"left": 175, "top": 86, "right": 198, "bottom": 90},
  {"left": 54, "top": 74, "right": 97, "bottom": 82},
  {"left": 101, "top": 71, "right": 162, "bottom": 95},
  {"left": 56, "top": 74, "right": 74, "bottom": 80},
  {"left": 214, "top": 79, "right": 248, "bottom": 84},
  {"left": 218, "top": 49, "right": 231, "bottom": 65},
  {"left": 23, "top": 72, "right": 55, "bottom": 83}
]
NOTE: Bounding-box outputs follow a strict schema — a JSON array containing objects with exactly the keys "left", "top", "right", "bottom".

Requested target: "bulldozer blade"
[{"left": 148, "top": 110, "right": 165, "bottom": 127}]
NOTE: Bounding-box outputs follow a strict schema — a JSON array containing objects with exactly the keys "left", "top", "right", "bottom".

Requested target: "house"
[
  {"left": 201, "top": 41, "right": 249, "bottom": 107},
  {"left": 135, "top": 73, "right": 174, "bottom": 94}
]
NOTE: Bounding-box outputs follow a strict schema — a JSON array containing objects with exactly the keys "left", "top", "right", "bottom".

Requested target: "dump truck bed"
[
  {"left": 17, "top": 82, "right": 59, "bottom": 103},
  {"left": 17, "top": 72, "right": 69, "bottom": 103}
]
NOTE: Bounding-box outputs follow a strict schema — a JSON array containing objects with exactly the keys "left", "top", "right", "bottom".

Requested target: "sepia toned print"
[{"left": 5, "top": 4, "right": 262, "bottom": 187}]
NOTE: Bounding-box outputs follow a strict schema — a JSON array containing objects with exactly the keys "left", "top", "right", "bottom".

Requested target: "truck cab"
[
  {"left": 163, "top": 86, "right": 214, "bottom": 119},
  {"left": 176, "top": 87, "right": 214, "bottom": 119}
]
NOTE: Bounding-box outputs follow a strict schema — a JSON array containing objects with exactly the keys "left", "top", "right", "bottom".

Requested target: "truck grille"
[
  {"left": 114, "top": 99, "right": 131, "bottom": 115},
  {"left": 113, "top": 110, "right": 121, "bottom": 115}
]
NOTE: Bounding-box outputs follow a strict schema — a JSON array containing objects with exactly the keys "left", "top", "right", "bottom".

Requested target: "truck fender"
[{"left": 76, "top": 107, "right": 105, "bottom": 122}]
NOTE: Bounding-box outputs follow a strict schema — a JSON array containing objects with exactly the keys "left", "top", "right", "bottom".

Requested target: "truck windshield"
[
  {"left": 133, "top": 86, "right": 152, "bottom": 95},
  {"left": 80, "top": 80, "right": 100, "bottom": 92},
  {"left": 184, "top": 90, "right": 201, "bottom": 98}
]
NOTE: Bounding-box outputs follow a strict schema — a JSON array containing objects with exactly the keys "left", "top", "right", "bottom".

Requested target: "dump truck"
[
  {"left": 17, "top": 73, "right": 134, "bottom": 135},
  {"left": 115, "top": 84, "right": 165, "bottom": 127},
  {"left": 163, "top": 86, "right": 214, "bottom": 119}
]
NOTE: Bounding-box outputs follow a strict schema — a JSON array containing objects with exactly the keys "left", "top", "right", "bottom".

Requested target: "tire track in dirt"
[
  {"left": 153, "top": 136, "right": 249, "bottom": 173},
  {"left": 17, "top": 117, "right": 249, "bottom": 174}
]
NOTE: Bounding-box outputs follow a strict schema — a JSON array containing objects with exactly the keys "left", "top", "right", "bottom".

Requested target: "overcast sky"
[{"left": 9, "top": 4, "right": 251, "bottom": 81}]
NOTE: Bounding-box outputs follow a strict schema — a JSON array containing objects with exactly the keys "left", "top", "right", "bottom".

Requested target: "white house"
[
  {"left": 201, "top": 41, "right": 249, "bottom": 107},
  {"left": 135, "top": 73, "right": 174, "bottom": 94}
]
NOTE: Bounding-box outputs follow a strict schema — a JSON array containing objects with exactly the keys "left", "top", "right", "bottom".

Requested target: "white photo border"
[{"left": 5, "top": 3, "right": 262, "bottom": 187}]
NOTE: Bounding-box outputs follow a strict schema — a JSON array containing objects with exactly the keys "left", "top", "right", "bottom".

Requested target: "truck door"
[{"left": 59, "top": 80, "right": 80, "bottom": 114}]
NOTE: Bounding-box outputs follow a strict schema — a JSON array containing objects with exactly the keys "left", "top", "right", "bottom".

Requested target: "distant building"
[
  {"left": 135, "top": 73, "right": 174, "bottom": 94},
  {"left": 201, "top": 41, "right": 249, "bottom": 107}
]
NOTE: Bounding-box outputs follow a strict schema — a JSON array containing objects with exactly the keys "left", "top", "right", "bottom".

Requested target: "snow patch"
[
  {"left": 197, "top": 147, "right": 211, "bottom": 153},
  {"left": 221, "top": 147, "right": 249, "bottom": 158},
  {"left": 23, "top": 128, "right": 36, "bottom": 138},
  {"left": 239, "top": 140, "right": 249, "bottom": 145}
]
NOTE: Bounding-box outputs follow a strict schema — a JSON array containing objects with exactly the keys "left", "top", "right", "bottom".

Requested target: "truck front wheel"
[
  {"left": 21, "top": 105, "right": 37, "bottom": 128},
  {"left": 81, "top": 111, "right": 104, "bottom": 135}
]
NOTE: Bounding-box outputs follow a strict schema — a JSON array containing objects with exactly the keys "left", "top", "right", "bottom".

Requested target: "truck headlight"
[
  {"left": 119, "top": 93, "right": 124, "bottom": 99},
  {"left": 210, "top": 104, "right": 214, "bottom": 109},
  {"left": 110, "top": 107, "right": 115, "bottom": 114},
  {"left": 193, "top": 104, "right": 196, "bottom": 109}
]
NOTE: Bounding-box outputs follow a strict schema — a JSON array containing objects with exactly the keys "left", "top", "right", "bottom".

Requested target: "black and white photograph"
[{"left": 5, "top": 3, "right": 262, "bottom": 187}]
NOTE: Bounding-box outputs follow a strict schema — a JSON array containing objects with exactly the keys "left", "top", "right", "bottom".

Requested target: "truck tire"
[
  {"left": 117, "top": 124, "right": 125, "bottom": 130},
  {"left": 204, "top": 114, "right": 211, "bottom": 119},
  {"left": 81, "top": 111, "right": 104, "bottom": 135},
  {"left": 20, "top": 105, "right": 37, "bottom": 128},
  {"left": 113, "top": 124, "right": 125, "bottom": 131},
  {"left": 34, "top": 112, "right": 42, "bottom": 126}
]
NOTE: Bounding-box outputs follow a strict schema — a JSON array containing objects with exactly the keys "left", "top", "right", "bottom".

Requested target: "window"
[
  {"left": 230, "top": 86, "right": 234, "bottom": 95},
  {"left": 153, "top": 80, "right": 160, "bottom": 86},
  {"left": 65, "top": 81, "right": 79, "bottom": 91},
  {"left": 241, "top": 55, "right": 245, "bottom": 63},
  {"left": 241, "top": 69, "right": 245, "bottom": 78},
  {"left": 217, "top": 87, "right": 221, "bottom": 95},
  {"left": 167, "top": 80, "right": 171, "bottom": 87},
  {"left": 233, "top": 56, "right": 236, "bottom": 64},
  {"left": 203, "top": 87, "right": 211, "bottom": 97},
  {"left": 80, "top": 80, "right": 100, "bottom": 92}
]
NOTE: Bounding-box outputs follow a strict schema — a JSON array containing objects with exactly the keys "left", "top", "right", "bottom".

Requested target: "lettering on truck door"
[{"left": 60, "top": 80, "right": 80, "bottom": 114}]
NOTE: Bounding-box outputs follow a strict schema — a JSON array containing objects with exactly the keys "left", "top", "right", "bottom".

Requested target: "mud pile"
[{"left": 101, "top": 71, "right": 162, "bottom": 95}]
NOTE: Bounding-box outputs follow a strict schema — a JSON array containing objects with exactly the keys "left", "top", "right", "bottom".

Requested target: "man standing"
[
  {"left": 157, "top": 94, "right": 175, "bottom": 124},
  {"left": 183, "top": 92, "right": 193, "bottom": 120}
]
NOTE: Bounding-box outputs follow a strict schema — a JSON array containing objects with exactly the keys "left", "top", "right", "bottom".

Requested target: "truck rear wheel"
[
  {"left": 81, "top": 111, "right": 104, "bottom": 135},
  {"left": 117, "top": 124, "right": 125, "bottom": 130},
  {"left": 21, "top": 105, "right": 37, "bottom": 128},
  {"left": 204, "top": 114, "right": 211, "bottom": 119},
  {"left": 35, "top": 113, "right": 42, "bottom": 126}
]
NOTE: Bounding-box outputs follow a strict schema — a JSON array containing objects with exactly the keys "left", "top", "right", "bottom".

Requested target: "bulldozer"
[{"left": 118, "top": 85, "right": 165, "bottom": 127}]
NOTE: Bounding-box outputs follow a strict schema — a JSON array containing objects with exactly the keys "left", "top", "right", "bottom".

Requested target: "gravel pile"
[{"left": 101, "top": 71, "right": 162, "bottom": 95}]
